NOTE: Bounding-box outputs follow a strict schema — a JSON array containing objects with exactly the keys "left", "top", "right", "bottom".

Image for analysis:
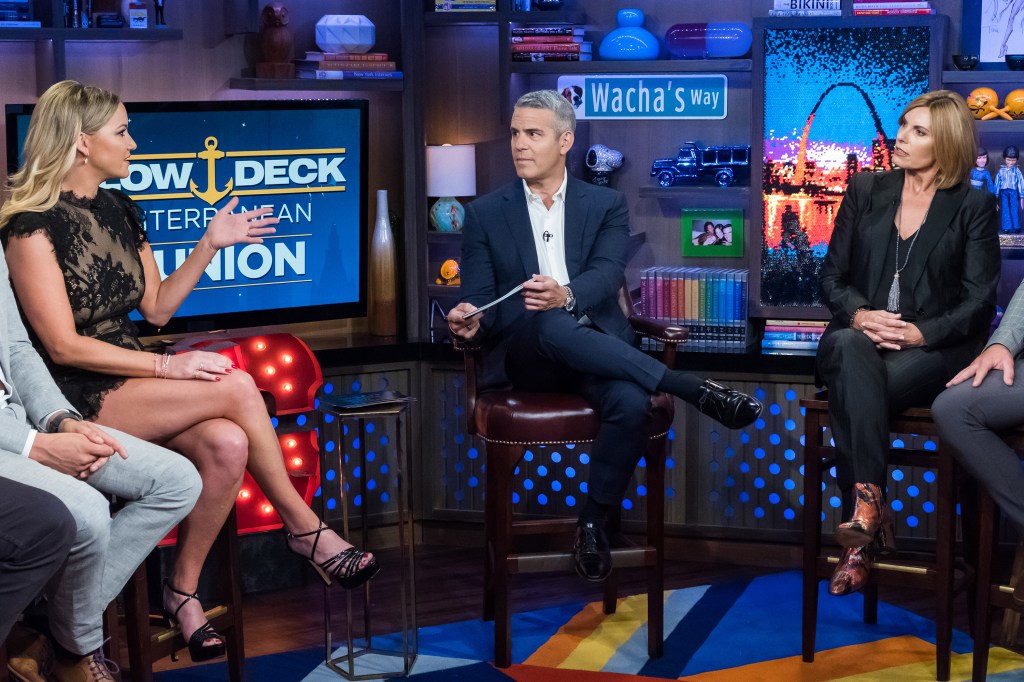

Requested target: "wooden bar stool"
[
  {"left": 801, "top": 396, "right": 959, "bottom": 681},
  {"left": 110, "top": 507, "right": 245, "bottom": 681},
  {"left": 456, "top": 287, "right": 685, "bottom": 668},
  {"left": 970, "top": 427, "right": 1024, "bottom": 681}
]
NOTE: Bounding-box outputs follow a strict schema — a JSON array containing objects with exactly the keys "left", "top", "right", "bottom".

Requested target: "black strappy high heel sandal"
[
  {"left": 286, "top": 522, "right": 380, "bottom": 589},
  {"left": 161, "top": 579, "right": 226, "bottom": 663}
]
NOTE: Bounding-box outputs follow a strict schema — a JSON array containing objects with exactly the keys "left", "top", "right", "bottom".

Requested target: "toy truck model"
[{"left": 650, "top": 142, "right": 751, "bottom": 188}]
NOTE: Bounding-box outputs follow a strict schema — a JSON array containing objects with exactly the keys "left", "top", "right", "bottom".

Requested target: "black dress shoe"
[
  {"left": 574, "top": 521, "right": 612, "bottom": 582},
  {"left": 696, "top": 380, "right": 762, "bottom": 429}
]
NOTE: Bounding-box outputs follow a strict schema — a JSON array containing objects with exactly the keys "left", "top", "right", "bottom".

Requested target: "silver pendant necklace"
[{"left": 886, "top": 200, "right": 928, "bottom": 313}]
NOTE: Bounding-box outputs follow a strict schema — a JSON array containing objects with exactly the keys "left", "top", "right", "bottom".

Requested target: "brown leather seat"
[
  {"left": 457, "top": 285, "right": 685, "bottom": 668},
  {"left": 801, "top": 395, "right": 959, "bottom": 682}
]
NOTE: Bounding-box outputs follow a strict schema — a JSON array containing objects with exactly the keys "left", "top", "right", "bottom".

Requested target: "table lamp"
[{"left": 426, "top": 144, "right": 476, "bottom": 232}]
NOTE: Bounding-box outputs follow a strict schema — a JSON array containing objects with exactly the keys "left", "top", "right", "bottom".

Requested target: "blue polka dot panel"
[
  {"left": 315, "top": 369, "right": 409, "bottom": 529},
  {"left": 425, "top": 369, "right": 946, "bottom": 543}
]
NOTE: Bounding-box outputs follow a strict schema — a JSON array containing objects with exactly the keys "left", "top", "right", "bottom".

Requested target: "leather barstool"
[
  {"left": 456, "top": 286, "right": 686, "bottom": 668},
  {"left": 802, "top": 396, "right": 959, "bottom": 681}
]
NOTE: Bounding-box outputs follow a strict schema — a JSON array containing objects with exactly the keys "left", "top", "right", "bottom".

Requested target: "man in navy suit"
[{"left": 447, "top": 90, "right": 761, "bottom": 582}]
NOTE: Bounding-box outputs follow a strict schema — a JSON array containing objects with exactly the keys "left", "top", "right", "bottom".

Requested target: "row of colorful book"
[
  {"left": 760, "top": 319, "right": 827, "bottom": 355},
  {"left": 852, "top": 0, "right": 934, "bottom": 16},
  {"left": 768, "top": 0, "right": 933, "bottom": 16},
  {"left": 510, "top": 24, "right": 592, "bottom": 62},
  {"left": 434, "top": 0, "right": 496, "bottom": 10},
  {"left": 295, "top": 50, "right": 402, "bottom": 81},
  {"left": 639, "top": 267, "right": 749, "bottom": 353},
  {"left": 768, "top": 0, "right": 841, "bottom": 17}
]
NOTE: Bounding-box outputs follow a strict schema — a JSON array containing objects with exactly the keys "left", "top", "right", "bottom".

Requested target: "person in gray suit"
[
  {"left": 932, "top": 282, "right": 1024, "bottom": 605},
  {"left": 0, "top": 244, "right": 201, "bottom": 681},
  {"left": 447, "top": 90, "right": 761, "bottom": 583}
]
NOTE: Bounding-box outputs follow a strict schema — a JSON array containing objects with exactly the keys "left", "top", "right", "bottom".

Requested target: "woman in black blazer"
[{"left": 817, "top": 90, "right": 1000, "bottom": 595}]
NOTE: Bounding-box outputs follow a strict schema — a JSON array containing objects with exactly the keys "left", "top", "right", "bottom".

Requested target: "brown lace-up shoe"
[
  {"left": 6, "top": 624, "right": 52, "bottom": 682},
  {"left": 52, "top": 648, "right": 120, "bottom": 682}
]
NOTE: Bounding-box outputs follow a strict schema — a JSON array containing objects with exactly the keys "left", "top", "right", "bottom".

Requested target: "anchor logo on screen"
[{"left": 189, "top": 136, "right": 234, "bottom": 205}]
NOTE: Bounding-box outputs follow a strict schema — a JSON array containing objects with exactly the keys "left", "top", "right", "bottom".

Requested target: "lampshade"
[{"left": 426, "top": 144, "right": 477, "bottom": 198}]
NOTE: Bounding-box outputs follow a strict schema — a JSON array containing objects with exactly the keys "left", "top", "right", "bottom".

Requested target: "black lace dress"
[{"left": 2, "top": 188, "right": 148, "bottom": 420}]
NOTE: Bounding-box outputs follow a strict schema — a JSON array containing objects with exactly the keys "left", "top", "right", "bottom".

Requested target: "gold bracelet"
[{"left": 159, "top": 353, "right": 171, "bottom": 379}]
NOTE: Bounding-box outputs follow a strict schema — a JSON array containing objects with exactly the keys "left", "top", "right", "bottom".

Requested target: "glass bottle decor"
[
  {"left": 598, "top": 8, "right": 660, "bottom": 61},
  {"left": 369, "top": 189, "right": 397, "bottom": 336}
]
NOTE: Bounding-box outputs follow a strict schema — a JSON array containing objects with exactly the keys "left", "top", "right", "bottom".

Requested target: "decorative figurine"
[
  {"left": 154, "top": 0, "right": 165, "bottom": 26},
  {"left": 650, "top": 141, "right": 751, "bottom": 188},
  {"left": 971, "top": 147, "right": 995, "bottom": 194},
  {"left": 1006, "top": 89, "right": 1024, "bottom": 119},
  {"left": 256, "top": 2, "right": 295, "bottom": 79},
  {"left": 435, "top": 258, "right": 461, "bottom": 286},
  {"left": 967, "top": 87, "right": 1000, "bottom": 120},
  {"left": 995, "top": 145, "right": 1024, "bottom": 233},
  {"left": 585, "top": 144, "right": 623, "bottom": 186},
  {"left": 598, "top": 8, "right": 660, "bottom": 61}
]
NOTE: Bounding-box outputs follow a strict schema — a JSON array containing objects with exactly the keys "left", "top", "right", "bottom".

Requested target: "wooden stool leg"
[
  {"left": 973, "top": 489, "right": 997, "bottom": 682},
  {"left": 483, "top": 460, "right": 496, "bottom": 623},
  {"left": 934, "top": 455, "right": 956, "bottom": 682},
  {"left": 802, "top": 412, "right": 825, "bottom": 663},
  {"left": 647, "top": 440, "right": 665, "bottom": 661},
  {"left": 1, "top": 640, "right": 8, "bottom": 682},
  {"left": 123, "top": 561, "right": 152, "bottom": 682},
  {"left": 603, "top": 509, "right": 620, "bottom": 616},
  {"left": 490, "top": 444, "right": 515, "bottom": 669},
  {"left": 222, "top": 509, "right": 245, "bottom": 682},
  {"left": 1000, "top": 538, "right": 1024, "bottom": 646}
]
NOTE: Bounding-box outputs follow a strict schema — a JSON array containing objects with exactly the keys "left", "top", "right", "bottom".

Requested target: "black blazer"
[
  {"left": 460, "top": 174, "right": 632, "bottom": 387},
  {"left": 819, "top": 169, "right": 1001, "bottom": 375}
]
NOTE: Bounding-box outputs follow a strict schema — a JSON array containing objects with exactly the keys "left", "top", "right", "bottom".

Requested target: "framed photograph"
[
  {"left": 753, "top": 16, "right": 942, "bottom": 315},
  {"left": 962, "top": 0, "right": 1017, "bottom": 69},
  {"left": 680, "top": 209, "right": 744, "bottom": 257}
]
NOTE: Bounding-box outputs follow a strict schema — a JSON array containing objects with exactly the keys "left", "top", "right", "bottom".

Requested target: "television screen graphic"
[{"left": 6, "top": 100, "right": 368, "bottom": 334}]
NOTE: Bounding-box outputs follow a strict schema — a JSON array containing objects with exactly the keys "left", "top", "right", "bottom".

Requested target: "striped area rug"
[{"left": 156, "top": 570, "right": 1024, "bottom": 681}]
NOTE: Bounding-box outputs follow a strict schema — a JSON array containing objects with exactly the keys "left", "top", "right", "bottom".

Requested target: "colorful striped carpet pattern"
[{"left": 157, "top": 570, "right": 1024, "bottom": 681}]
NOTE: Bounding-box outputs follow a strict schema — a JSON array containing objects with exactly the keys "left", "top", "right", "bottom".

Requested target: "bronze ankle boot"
[
  {"left": 829, "top": 544, "right": 871, "bottom": 595},
  {"left": 835, "top": 482, "right": 885, "bottom": 549}
]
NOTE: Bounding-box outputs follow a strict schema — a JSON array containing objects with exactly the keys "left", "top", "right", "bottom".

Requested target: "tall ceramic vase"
[{"left": 369, "top": 189, "right": 397, "bottom": 336}]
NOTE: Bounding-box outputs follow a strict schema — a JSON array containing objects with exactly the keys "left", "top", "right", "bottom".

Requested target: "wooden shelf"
[
  {"left": 638, "top": 185, "right": 751, "bottom": 200},
  {"left": 977, "top": 119, "right": 1024, "bottom": 133},
  {"left": 426, "top": 231, "right": 463, "bottom": 242},
  {"left": 510, "top": 58, "right": 751, "bottom": 75},
  {"left": 941, "top": 69, "right": 1024, "bottom": 83},
  {"left": 0, "top": 27, "right": 182, "bottom": 41},
  {"left": 229, "top": 77, "right": 404, "bottom": 92},
  {"left": 424, "top": 9, "right": 584, "bottom": 26}
]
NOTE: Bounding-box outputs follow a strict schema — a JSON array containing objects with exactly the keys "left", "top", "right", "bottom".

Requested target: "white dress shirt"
[{"left": 523, "top": 172, "right": 571, "bottom": 286}]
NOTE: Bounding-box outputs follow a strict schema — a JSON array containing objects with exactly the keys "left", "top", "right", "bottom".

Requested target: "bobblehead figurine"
[
  {"left": 971, "top": 146, "right": 995, "bottom": 194},
  {"left": 995, "top": 145, "right": 1024, "bottom": 233}
]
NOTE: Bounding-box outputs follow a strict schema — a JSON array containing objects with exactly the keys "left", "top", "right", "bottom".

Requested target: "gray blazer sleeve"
[
  {"left": 988, "top": 281, "right": 1024, "bottom": 357},
  {"left": 0, "top": 244, "right": 78, "bottom": 455}
]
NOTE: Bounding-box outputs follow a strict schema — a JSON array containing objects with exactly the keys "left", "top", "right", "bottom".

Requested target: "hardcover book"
[{"left": 295, "top": 69, "right": 404, "bottom": 80}]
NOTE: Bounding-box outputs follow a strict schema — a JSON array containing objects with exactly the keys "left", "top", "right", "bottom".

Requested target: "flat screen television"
[{"left": 5, "top": 99, "right": 369, "bottom": 335}]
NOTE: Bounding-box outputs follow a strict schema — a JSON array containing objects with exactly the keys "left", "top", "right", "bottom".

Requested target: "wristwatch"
[
  {"left": 563, "top": 285, "right": 576, "bottom": 312},
  {"left": 47, "top": 410, "right": 82, "bottom": 433}
]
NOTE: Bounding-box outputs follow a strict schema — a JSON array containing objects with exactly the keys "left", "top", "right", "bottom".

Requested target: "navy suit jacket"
[
  {"left": 819, "top": 169, "right": 1001, "bottom": 376},
  {"left": 460, "top": 174, "right": 633, "bottom": 388}
]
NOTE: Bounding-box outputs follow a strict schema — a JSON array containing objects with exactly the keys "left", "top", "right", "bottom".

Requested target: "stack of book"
[
  {"left": 639, "top": 266, "right": 750, "bottom": 353},
  {"left": 434, "top": 0, "right": 496, "bottom": 10},
  {"left": 852, "top": 0, "right": 935, "bottom": 15},
  {"left": 295, "top": 51, "right": 402, "bottom": 81},
  {"left": 768, "top": 0, "right": 841, "bottom": 17},
  {"left": 511, "top": 25, "right": 592, "bottom": 62},
  {"left": 760, "top": 320, "right": 827, "bottom": 354}
]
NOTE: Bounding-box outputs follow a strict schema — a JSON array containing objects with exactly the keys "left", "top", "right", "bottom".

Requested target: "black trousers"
[
  {"left": 504, "top": 310, "right": 666, "bottom": 507},
  {"left": 0, "top": 475, "right": 76, "bottom": 641},
  {"left": 816, "top": 328, "right": 951, "bottom": 494},
  {"left": 932, "top": 357, "right": 1024, "bottom": 534}
]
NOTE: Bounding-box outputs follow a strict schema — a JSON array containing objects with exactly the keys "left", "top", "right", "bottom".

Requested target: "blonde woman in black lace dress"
[{"left": 0, "top": 81, "right": 379, "bottom": 662}]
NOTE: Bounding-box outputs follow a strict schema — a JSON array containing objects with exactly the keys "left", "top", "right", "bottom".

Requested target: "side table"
[{"left": 316, "top": 390, "right": 417, "bottom": 679}]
